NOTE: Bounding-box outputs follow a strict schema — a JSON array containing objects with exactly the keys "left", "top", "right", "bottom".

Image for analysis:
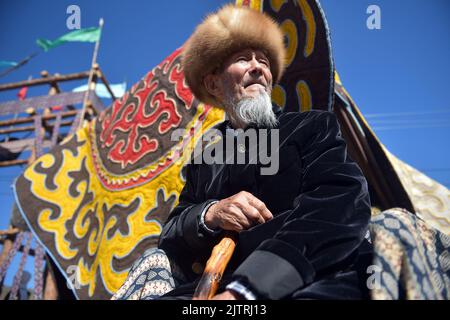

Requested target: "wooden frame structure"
[
  {"left": 0, "top": 65, "right": 112, "bottom": 167},
  {"left": 0, "top": 63, "right": 115, "bottom": 300}
]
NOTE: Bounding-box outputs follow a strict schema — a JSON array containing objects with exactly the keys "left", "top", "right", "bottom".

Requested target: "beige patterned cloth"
[
  {"left": 383, "top": 147, "right": 450, "bottom": 235},
  {"left": 369, "top": 208, "right": 450, "bottom": 299}
]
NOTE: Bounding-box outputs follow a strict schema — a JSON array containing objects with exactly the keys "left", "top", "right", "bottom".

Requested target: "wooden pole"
[
  {"left": 0, "top": 121, "right": 72, "bottom": 135},
  {"left": 193, "top": 233, "right": 237, "bottom": 300},
  {"left": 0, "top": 71, "right": 90, "bottom": 91},
  {"left": 0, "top": 228, "right": 20, "bottom": 237},
  {"left": 0, "top": 234, "right": 14, "bottom": 296},
  {"left": 0, "top": 110, "right": 78, "bottom": 127},
  {"left": 97, "top": 68, "right": 116, "bottom": 100},
  {"left": 40, "top": 71, "right": 59, "bottom": 140},
  {"left": 0, "top": 235, "right": 15, "bottom": 271},
  {"left": 334, "top": 102, "right": 394, "bottom": 209},
  {"left": 76, "top": 18, "right": 104, "bottom": 129},
  {"left": 0, "top": 159, "right": 29, "bottom": 167}
]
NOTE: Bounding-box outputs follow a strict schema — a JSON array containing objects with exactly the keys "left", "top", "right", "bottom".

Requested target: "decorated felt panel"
[
  {"left": 238, "top": 0, "right": 335, "bottom": 112},
  {"left": 14, "top": 48, "right": 225, "bottom": 299}
]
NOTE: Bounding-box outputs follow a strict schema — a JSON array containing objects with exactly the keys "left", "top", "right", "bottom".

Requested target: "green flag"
[{"left": 36, "top": 27, "right": 101, "bottom": 51}]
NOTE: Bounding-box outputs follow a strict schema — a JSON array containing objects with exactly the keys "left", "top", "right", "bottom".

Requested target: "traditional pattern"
[
  {"left": 111, "top": 248, "right": 184, "bottom": 300},
  {"left": 370, "top": 208, "right": 450, "bottom": 299},
  {"left": 92, "top": 48, "right": 204, "bottom": 190},
  {"left": 9, "top": 232, "right": 32, "bottom": 300},
  {"left": 33, "top": 243, "right": 45, "bottom": 300},
  {"left": 383, "top": 149, "right": 450, "bottom": 235},
  {"left": 14, "top": 49, "right": 225, "bottom": 299},
  {"left": 0, "top": 231, "right": 25, "bottom": 284},
  {"left": 261, "top": 0, "right": 335, "bottom": 112}
]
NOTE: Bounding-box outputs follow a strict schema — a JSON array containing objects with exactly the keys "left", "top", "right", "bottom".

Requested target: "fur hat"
[{"left": 182, "top": 4, "right": 286, "bottom": 107}]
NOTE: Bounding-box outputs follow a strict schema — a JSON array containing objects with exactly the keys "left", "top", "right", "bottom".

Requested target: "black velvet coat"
[{"left": 158, "top": 105, "right": 372, "bottom": 299}]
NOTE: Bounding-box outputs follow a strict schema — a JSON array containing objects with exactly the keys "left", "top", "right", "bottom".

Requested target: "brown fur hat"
[{"left": 182, "top": 4, "right": 286, "bottom": 107}]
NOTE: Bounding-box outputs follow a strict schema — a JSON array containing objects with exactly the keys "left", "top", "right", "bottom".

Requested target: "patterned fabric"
[
  {"left": 33, "top": 243, "right": 45, "bottom": 300},
  {"left": 111, "top": 248, "right": 184, "bottom": 300},
  {"left": 0, "top": 231, "right": 25, "bottom": 283},
  {"left": 9, "top": 231, "right": 32, "bottom": 300},
  {"left": 13, "top": 50, "right": 225, "bottom": 299},
  {"left": 239, "top": 0, "right": 335, "bottom": 113},
  {"left": 369, "top": 208, "right": 450, "bottom": 299},
  {"left": 383, "top": 149, "right": 450, "bottom": 235},
  {"left": 12, "top": 0, "right": 335, "bottom": 300}
]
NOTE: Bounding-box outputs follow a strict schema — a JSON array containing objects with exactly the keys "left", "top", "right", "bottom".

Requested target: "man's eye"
[
  {"left": 237, "top": 57, "right": 248, "bottom": 62},
  {"left": 259, "top": 59, "right": 269, "bottom": 67}
]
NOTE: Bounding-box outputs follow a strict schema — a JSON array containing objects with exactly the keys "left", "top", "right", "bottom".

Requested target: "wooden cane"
[{"left": 193, "top": 232, "right": 237, "bottom": 300}]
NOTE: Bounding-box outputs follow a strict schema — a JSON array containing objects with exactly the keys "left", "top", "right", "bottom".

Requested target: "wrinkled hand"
[{"left": 205, "top": 191, "right": 273, "bottom": 232}]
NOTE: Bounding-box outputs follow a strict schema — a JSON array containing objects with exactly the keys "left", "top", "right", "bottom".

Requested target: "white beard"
[{"left": 225, "top": 88, "right": 278, "bottom": 128}]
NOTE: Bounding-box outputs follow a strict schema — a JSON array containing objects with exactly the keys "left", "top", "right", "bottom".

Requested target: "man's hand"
[{"left": 204, "top": 191, "right": 273, "bottom": 232}]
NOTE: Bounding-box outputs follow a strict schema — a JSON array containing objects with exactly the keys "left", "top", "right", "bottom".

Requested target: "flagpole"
[{"left": 77, "top": 18, "right": 104, "bottom": 130}]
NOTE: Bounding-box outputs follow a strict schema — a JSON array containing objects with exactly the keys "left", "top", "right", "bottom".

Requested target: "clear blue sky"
[{"left": 0, "top": 0, "right": 449, "bottom": 289}]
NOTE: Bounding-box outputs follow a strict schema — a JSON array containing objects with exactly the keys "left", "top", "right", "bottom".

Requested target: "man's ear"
[{"left": 203, "top": 74, "right": 222, "bottom": 97}]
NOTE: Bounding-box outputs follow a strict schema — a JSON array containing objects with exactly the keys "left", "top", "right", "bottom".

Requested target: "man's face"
[
  {"left": 204, "top": 49, "right": 277, "bottom": 128},
  {"left": 218, "top": 49, "right": 273, "bottom": 101}
]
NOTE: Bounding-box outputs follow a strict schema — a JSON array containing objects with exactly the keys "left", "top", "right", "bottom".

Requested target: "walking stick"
[{"left": 193, "top": 232, "right": 237, "bottom": 299}]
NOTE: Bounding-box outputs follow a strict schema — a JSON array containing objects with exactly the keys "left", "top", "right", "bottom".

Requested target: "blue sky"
[{"left": 0, "top": 0, "right": 449, "bottom": 289}]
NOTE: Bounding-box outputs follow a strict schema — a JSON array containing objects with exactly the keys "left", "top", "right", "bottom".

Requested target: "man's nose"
[{"left": 248, "top": 58, "right": 263, "bottom": 76}]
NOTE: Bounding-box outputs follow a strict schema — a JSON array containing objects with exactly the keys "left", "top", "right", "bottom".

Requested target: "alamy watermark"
[
  {"left": 66, "top": 5, "right": 81, "bottom": 30},
  {"left": 366, "top": 264, "right": 382, "bottom": 290},
  {"left": 367, "top": 5, "right": 381, "bottom": 30},
  {"left": 171, "top": 127, "right": 280, "bottom": 176},
  {"left": 66, "top": 264, "right": 82, "bottom": 290}
]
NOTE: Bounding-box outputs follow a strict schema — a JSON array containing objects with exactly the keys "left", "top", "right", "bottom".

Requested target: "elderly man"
[{"left": 113, "top": 5, "right": 372, "bottom": 300}]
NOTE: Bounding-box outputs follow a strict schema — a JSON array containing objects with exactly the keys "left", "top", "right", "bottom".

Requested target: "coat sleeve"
[
  {"left": 232, "top": 111, "right": 371, "bottom": 299},
  {"left": 158, "top": 163, "right": 223, "bottom": 276}
]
